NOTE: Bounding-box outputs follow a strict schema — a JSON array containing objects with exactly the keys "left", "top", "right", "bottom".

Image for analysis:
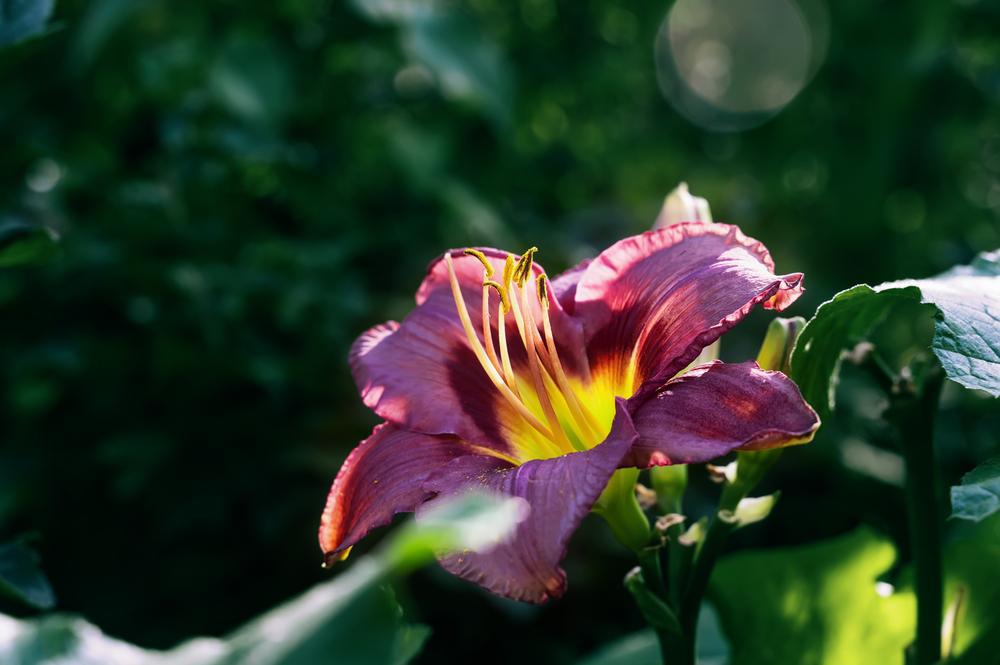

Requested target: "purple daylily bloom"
[{"left": 320, "top": 222, "right": 820, "bottom": 602}]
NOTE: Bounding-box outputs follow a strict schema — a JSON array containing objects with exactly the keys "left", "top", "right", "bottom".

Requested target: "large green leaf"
[
  {"left": 0, "top": 541, "right": 55, "bottom": 610},
  {"left": 0, "top": 0, "right": 54, "bottom": 47},
  {"left": 710, "top": 528, "right": 913, "bottom": 665},
  {"left": 0, "top": 492, "right": 523, "bottom": 665},
  {"left": 790, "top": 250, "right": 1000, "bottom": 419},
  {"left": 710, "top": 525, "right": 1000, "bottom": 665},
  {"left": 951, "top": 456, "right": 1000, "bottom": 522}
]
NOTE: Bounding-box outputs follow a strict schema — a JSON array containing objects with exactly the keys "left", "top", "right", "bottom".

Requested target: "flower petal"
[
  {"left": 623, "top": 360, "right": 819, "bottom": 467},
  {"left": 421, "top": 399, "right": 638, "bottom": 603},
  {"left": 351, "top": 249, "right": 521, "bottom": 452},
  {"left": 352, "top": 248, "right": 586, "bottom": 451},
  {"left": 319, "top": 422, "right": 479, "bottom": 561},
  {"left": 573, "top": 223, "right": 805, "bottom": 394}
]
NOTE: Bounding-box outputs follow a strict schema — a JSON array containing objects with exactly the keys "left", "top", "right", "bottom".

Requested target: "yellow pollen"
[
  {"left": 484, "top": 279, "right": 511, "bottom": 313},
  {"left": 536, "top": 273, "right": 550, "bottom": 310},
  {"left": 463, "top": 248, "right": 494, "bottom": 278},
  {"left": 501, "top": 255, "right": 516, "bottom": 288},
  {"left": 512, "top": 247, "right": 538, "bottom": 286}
]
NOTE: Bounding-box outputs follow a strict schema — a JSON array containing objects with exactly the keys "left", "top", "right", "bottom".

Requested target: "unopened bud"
[
  {"left": 654, "top": 182, "right": 712, "bottom": 229},
  {"left": 635, "top": 483, "right": 658, "bottom": 510},
  {"left": 678, "top": 517, "right": 708, "bottom": 547},
  {"left": 650, "top": 464, "right": 687, "bottom": 514},
  {"left": 756, "top": 316, "right": 806, "bottom": 374},
  {"left": 655, "top": 513, "right": 686, "bottom": 535},
  {"left": 718, "top": 492, "right": 780, "bottom": 528},
  {"left": 706, "top": 462, "right": 736, "bottom": 485}
]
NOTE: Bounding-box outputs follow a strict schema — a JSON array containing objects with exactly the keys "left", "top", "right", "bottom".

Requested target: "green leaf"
[
  {"left": 951, "top": 456, "right": 1000, "bottom": 522},
  {"left": 0, "top": 492, "right": 523, "bottom": 664},
  {"left": 944, "top": 517, "right": 1000, "bottom": 663},
  {"left": 0, "top": 0, "right": 55, "bottom": 47},
  {"left": 790, "top": 250, "right": 1000, "bottom": 419},
  {"left": 710, "top": 524, "right": 1000, "bottom": 665},
  {"left": 0, "top": 541, "right": 56, "bottom": 610},
  {"left": 0, "top": 221, "right": 60, "bottom": 268},
  {"left": 710, "top": 528, "right": 914, "bottom": 665},
  {"left": 576, "top": 605, "right": 729, "bottom": 665}
]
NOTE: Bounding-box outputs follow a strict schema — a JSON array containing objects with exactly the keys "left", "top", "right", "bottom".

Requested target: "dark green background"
[{"left": 1, "top": 0, "right": 997, "bottom": 663}]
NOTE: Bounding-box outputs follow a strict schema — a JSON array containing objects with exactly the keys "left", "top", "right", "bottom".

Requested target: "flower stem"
[
  {"left": 677, "top": 490, "right": 741, "bottom": 664},
  {"left": 887, "top": 369, "right": 944, "bottom": 665}
]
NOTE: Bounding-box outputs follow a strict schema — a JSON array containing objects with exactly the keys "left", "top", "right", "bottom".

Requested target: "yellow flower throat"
[{"left": 444, "top": 248, "right": 613, "bottom": 463}]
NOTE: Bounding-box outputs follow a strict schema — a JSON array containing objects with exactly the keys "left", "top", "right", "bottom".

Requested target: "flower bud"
[
  {"left": 718, "top": 492, "right": 781, "bottom": 528},
  {"left": 650, "top": 464, "right": 687, "bottom": 514},
  {"left": 654, "top": 182, "right": 712, "bottom": 229},
  {"left": 755, "top": 316, "right": 806, "bottom": 374}
]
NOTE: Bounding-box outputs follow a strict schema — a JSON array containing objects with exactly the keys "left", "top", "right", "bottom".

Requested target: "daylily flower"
[{"left": 319, "top": 222, "right": 820, "bottom": 602}]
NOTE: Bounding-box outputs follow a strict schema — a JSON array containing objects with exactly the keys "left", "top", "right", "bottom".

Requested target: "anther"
[
  {"left": 512, "top": 247, "right": 538, "bottom": 286},
  {"left": 536, "top": 273, "right": 550, "bottom": 310},
  {"left": 484, "top": 279, "right": 511, "bottom": 313},
  {"left": 502, "top": 255, "right": 516, "bottom": 287},
  {"left": 463, "top": 248, "right": 494, "bottom": 278}
]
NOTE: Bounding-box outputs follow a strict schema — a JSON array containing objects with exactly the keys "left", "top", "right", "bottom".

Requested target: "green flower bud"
[
  {"left": 650, "top": 464, "right": 688, "bottom": 514},
  {"left": 755, "top": 316, "right": 806, "bottom": 374}
]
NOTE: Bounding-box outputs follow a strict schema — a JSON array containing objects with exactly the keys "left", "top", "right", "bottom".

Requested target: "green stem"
[
  {"left": 677, "top": 491, "right": 741, "bottom": 664},
  {"left": 889, "top": 371, "right": 944, "bottom": 665}
]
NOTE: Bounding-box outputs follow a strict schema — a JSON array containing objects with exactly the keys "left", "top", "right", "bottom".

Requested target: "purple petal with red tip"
[
  {"left": 573, "top": 223, "right": 805, "bottom": 392},
  {"left": 319, "top": 422, "right": 478, "bottom": 561},
  {"left": 623, "top": 361, "right": 819, "bottom": 467},
  {"left": 420, "top": 399, "right": 638, "bottom": 603}
]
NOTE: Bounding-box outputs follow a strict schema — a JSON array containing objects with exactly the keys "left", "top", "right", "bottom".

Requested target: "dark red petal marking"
[
  {"left": 420, "top": 399, "right": 639, "bottom": 603},
  {"left": 623, "top": 360, "right": 819, "bottom": 468}
]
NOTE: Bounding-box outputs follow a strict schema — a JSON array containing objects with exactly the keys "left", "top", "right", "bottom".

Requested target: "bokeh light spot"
[{"left": 656, "top": 0, "right": 823, "bottom": 131}]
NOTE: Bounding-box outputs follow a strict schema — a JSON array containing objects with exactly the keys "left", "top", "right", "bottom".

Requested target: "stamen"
[
  {"left": 501, "top": 255, "right": 516, "bottom": 288},
  {"left": 480, "top": 285, "right": 502, "bottom": 373},
  {"left": 537, "top": 273, "right": 550, "bottom": 309},
  {"left": 463, "top": 248, "right": 494, "bottom": 278},
  {"left": 484, "top": 280, "right": 511, "bottom": 313},
  {"left": 444, "top": 254, "right": 556, "bottom": 441},
  {"left": 512, "top": 247, "right": 538, "bottom": 286},
  {"left": 496, "top": 298, "right": 521, "bottom": 396},
  {"left": 516, "top": 279, "right": 575, "bottom": 451},
  {"left": 536, "top": 275, "right": 604, "bottom": 441}
]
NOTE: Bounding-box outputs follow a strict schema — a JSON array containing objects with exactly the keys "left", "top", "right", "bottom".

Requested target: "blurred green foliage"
[
  {"left": 0, "top": 492, "right": 525, "bottom": 665},
  {"left": 0, "top": 0, "right": 998, "bottom": 663}
]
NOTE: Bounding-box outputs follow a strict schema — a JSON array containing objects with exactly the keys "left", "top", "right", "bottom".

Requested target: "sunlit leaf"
[
  {"left": 944, "top": 515, "right": 1000, "bottom": 662},
  {"left": 951, "top": 456, "right": 1000, "bottom": 522},
  {"left": 710, "top": 528, "right": 914, "bottom": 665},
  {"left": 790, "top": 250, "right": 1000, "bottom": 418},
  {"left": 0, "top": 541, "right": 55, "bottom": 610},
  {"left": 710, "top": 524, "right": 1000, "bottom": 665},
  {"left": 0, "top": 0, "right": 54, "bottom": 47},
  {"left": 0, "top": 221, "right": 59, "bottom": 268}
]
